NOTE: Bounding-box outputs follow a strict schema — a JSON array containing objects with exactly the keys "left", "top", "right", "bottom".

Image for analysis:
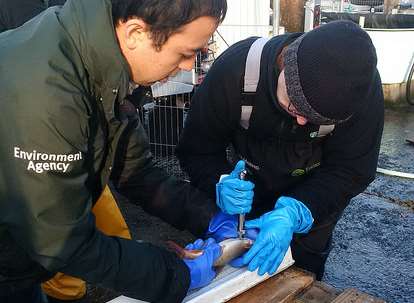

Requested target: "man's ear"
[{"left": 118, "top": 18, "right": 149, "bottom": 50}]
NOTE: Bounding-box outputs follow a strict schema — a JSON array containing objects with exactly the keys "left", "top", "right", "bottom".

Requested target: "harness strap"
[
  {"left": 244, "top": 38, "right": 269, "bottom": 93},
  {"left": 241, "top": 38, "right": 269, "bottom": 129}
]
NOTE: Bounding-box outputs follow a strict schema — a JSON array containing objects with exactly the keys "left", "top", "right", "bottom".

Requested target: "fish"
[{"left": 166, "top": 238, "right": 253, "bottom": 267}]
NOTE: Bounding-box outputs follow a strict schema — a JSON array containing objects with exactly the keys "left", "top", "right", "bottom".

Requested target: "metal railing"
[{"left": 137, "top": 93, "right": 191, "bottom": 178}]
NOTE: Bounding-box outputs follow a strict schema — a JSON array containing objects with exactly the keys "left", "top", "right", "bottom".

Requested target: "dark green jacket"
[
  {"left": 0, "top": 0, "right": 66, "bottom": 32},
  {"left": 0, "top": 0, "right": 217, "bottom": 301}
]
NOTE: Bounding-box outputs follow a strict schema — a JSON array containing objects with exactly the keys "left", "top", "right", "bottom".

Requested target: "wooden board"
[
  {"left": 294, "top": 281, "right": 340, "bottom": 303},
  {"left": 331, "top": 289, "right": 386, "bottom": 303},
  {"left": 228, "top": 267, "right": 314, "bottom": 303}
]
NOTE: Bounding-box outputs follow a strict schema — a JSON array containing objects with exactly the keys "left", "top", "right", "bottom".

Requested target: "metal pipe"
[
  {"left": 238, "top": 169, "right": 247, "bottom": 239},
  {"left": 273, "top": 0, "right": 280, "bottom": 36},
  {"left": 339, "top": 0, "right": 345, "bottom": 12},
  {"left": 377, "top": 167, "right": 414, "bottom": 179},
  {"left": 406, "top": 58, "right": 414, "bottom": 105}
]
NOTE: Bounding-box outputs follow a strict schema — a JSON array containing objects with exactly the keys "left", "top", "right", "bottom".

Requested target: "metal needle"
[{"left": 238, "top": 169, "right": 247, "bottom": 239}]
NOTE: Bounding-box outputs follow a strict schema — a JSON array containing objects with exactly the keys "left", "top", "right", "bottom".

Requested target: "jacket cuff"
[{"left": 157, "top": 248, "right": 191, "bottom": 303}]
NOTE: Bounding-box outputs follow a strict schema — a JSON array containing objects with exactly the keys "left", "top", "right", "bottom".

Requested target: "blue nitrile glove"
[
  {"left": 216, "top": 160, "right": 255, "bottom": 215},
  {"left": 206, "top": 211, "right": 259, "bottom": 243},
  {"left": 206, "top": 211, "right": 238, "bottom": 242},
  {"left": 241, "top": 196, "right": 314, "bottom": 276},
  {"left": 183, "top": 238, "right": 221, "bottom": 290}
]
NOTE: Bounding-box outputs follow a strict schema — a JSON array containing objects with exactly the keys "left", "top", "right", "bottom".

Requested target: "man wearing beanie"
[{"left": 177, "top": 20, "right": 384, "bottom": 280}]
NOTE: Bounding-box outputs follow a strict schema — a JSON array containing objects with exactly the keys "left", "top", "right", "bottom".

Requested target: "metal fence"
[
  {"left": 320, "top": 0, "right": 413, "bottom": 13},
  {"left": 305, "top": 0, "right": 414, "bottom": 31},
  {"left": 137, "top": 93, "right": 191, "bottom": 179}
]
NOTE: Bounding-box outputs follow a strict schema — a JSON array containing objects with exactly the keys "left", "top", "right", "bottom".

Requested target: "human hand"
[
  {"left": 241, "top": 196, "right": 313, "bottom": 275},
  {"left": 183, "top": 238, "right": 221, "bottom": 290},
  {"left": 216, "top": 160, "right": 254, "bottom": 215},
  {"left": 206, "top": 211, "right": 259, "bottom": 243}
]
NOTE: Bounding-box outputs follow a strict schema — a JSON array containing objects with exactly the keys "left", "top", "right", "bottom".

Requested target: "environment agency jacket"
[
  {"left": 176, "top": 35, "right": 384, "bottom": 223},
  {"left": 0, "top": 0, "right": 217, "bottom": 301}
]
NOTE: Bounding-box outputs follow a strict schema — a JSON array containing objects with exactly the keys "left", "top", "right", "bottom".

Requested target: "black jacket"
[
  {"left": 176, "top": 35, "right": 384, "bottom": 222},
  {"left": 0, "top": 0, "right": 217, "bottom": 301}
]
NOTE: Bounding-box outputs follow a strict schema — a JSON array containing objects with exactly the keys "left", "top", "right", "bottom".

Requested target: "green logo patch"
[{"left": 291, "top": 169, "right": 306, "bottom": 177}]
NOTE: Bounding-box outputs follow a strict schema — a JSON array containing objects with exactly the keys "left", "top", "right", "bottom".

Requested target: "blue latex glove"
[
  {"left": 216, "top": 160, "right": 255, "bottom": 215},
  {"left": 183, "top": 238, "right": 221, "bottom": 290},
  {"left": 241, "top": 196, "right": 314, "bottom": 276}
]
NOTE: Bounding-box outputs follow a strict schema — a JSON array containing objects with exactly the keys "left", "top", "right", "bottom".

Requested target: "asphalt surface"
[
  {"left": 323, "top": 106, "right": 414, "bottom": 303},
  {"left": 92, "top": 106, "right": 414, "bottom": 302}
]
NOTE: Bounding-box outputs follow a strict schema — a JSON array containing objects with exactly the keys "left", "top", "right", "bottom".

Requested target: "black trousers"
[{"left": 291, "top": 213, "right": 339, "bottom": 280}]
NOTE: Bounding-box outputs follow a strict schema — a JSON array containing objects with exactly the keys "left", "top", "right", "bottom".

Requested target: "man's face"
[
  {"left": 116, "top": 16, "right": 217, "bottom": 86},
  {"left": 276, "top": 69, "right": 308, "bottom": 126}
]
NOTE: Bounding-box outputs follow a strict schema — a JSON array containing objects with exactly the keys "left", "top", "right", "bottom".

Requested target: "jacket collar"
[{"left": 58, "top": 0, "right": 130, "bottom": 121}]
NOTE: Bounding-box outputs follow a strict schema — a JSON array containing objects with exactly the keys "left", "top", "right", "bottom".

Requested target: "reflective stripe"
[
  {"left": 317, "top": 125, "right": 335, "bottom": 137},
  {"left": 243, "top": 37, "right": 269, "bottom": 93},
  {"left": 241, "top": 37, "right": 269, "bottom": 129},
  {"left": 240, "top": 106, "right": 253, "bottom": 130}
]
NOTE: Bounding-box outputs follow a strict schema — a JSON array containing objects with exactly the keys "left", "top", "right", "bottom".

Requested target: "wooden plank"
[
  {"left": 331, "top": 289, "right": 386, "bottom": 303},
  {"left": 295, "top": 281, "right": 340, "bottom": 303},
  {"left": 229, "top": 267, "right": 314, "bottom": 303}
]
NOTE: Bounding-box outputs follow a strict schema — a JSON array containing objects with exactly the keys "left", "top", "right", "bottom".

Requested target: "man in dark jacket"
[
  {"left": 177, "top": 21, "right": 384, "bottom": 280},
  {"left": 0, "top": 0, "right": 228, "bottom": 302}
]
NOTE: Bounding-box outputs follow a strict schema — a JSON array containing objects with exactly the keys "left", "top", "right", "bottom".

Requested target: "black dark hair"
[{"left": 111, "top": 0, "right": 227, "bottom": 49}]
